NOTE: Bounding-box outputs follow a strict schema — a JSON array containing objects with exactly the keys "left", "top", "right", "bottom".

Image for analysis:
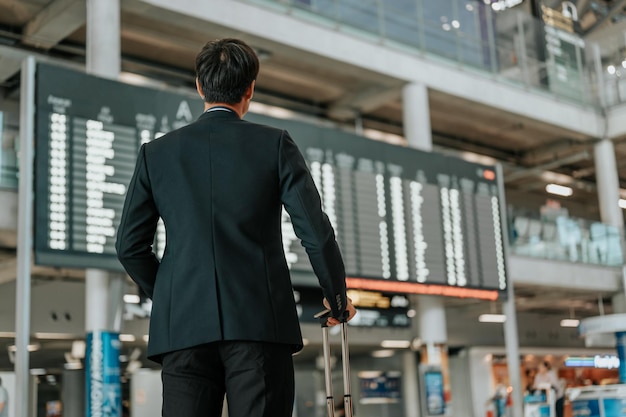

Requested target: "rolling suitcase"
[{"left": 315, "top": 310, "right": 354, "bottom": 417}]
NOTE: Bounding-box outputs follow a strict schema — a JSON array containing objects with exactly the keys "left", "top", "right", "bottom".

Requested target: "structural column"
[
  {"left": 417, "top": 295, "right": 447, "bottom": 364},
  {"left": 402, "top": 83, "right": 432, "bottom": 152},
  {"left": 594, "top": 139, "right": 626, "bottom": 309},
  {"left": 594, "top": 139, "right": 623, "bottom": 230},
  {"left": 403, "top": 83, "right": 445, "bottom": 415},
  {"left": 85, "top": 1, "right": 123, "bottom": 416}
]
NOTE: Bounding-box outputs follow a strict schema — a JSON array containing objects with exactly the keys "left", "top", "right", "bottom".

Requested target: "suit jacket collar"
[{"left": 198, "top": 108, "right": 241, "bottom": 121}]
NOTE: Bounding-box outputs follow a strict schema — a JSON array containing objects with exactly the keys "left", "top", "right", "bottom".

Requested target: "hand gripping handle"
[{"left": 314, "top": 310, "right": 353, "bottom": 417}]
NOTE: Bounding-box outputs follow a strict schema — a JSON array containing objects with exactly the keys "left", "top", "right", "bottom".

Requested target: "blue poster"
[
  {"left": 86, "top": 331, "right": 122, "bottom": 417},
  {"left": 603, "top": 398, "right": 626, "bottom": 417},
  {"left": 424, "top": 371, "right": 445, "bottom": 416},
  {"left": 359, "top": 372, "right": 401, "bottom": 404}
]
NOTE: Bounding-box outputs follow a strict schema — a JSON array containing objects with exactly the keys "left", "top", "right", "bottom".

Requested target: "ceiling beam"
[
  {"left": 327, "top": 86, "right": 401, "bottom": 120},
  {"left": 0, "top": 55, "right": 20, "bottom": 84},
  {"left": 584, "top": 0, "right": 626, "bottom": 35},
  {"left": 22, "top": 0, "right": 86, "bottom": 49},
  {"left": 505, "top": 151, "right": 591, "bottom": 183},
  {"left": 576, "top": 0, "right": 592, "bottom": 17}
]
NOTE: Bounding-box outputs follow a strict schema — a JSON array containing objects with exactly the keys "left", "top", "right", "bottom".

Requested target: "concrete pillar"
[
  {"left": 402, "top": 83, "right": 432, "bottom": 152},
  {"left": 62, "top": 369, "right": 85, "bottom": 417},
  {"left": 593, "top": 139, "right": 626, "bottom": 304},
  {"left": 85, "top": 1, "right": 123, "bottom": 416},
  {"left": 402, "top": 351, "right": 420, "bottom": 417},
  {"left": 496, "top": 164, "right": 523, "bottom": 417},
  {"left": 417, "top": 295, "right": 447, "bottom": 365},
  {"left": 503, "top": 288, "right": 523, "bottom": 417},
  {"left": 86, "top": 0, "right": 121, "bottom": 79},
  {"left": 84, "top": 0, "right": 122, "bottom": 331},
  {"left": 594, "top": 139, "right": 623, "bottom": 230}
]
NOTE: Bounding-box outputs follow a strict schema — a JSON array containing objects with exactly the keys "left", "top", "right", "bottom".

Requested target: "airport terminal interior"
[{"left": 3, "top": 0, "right": 626, "bottom": 416}]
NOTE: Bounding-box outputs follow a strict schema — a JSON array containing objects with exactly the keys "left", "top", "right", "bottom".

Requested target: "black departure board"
[
  {"left": 34, "top": 63, "right": 507, "bottom": 299},
  {"left": 34, "top": 63, "right": 201, "bottom": 269}
]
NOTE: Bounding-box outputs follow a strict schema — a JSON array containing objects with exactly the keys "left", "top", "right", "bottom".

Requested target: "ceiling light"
[
  {"left": 142, "top": 335, "right": 149, "bottom": 343},
  {"left": 64, "top": 362, "right": 83, "bottom": 370},
  {"left": 407, "top": 309, "right": 416, "bottom": 318},
  {"left": 72, "top": 340, "right": 86, "bottom": 359},
  {"left": 546, "top": 184, "right": 573, "bottom": 197},
  {"left": 560, "top": 319, "right": 580, "bottom": 328},
  {"left": 451, "top": 20, "right": 461, "bottom": 29},
  {"left": 9, "top": 343, "right": 41, "bottom": 352},
  {"left": 622, "top": 60, "right": 626, "bottom": 69},
  {"left": 371, "top": 349, "right": 396, "bottom": 358},
  {"left": 0, "top": 332, "right": 16, "bottom": 338},
  {"left": 608, "top": 65, "right": 616, "bottom": 75},
  {"left": 119, "top": 334, "right": 136, "bottom": 343},
  {"left": 479, "top": 314, "right": 506, "bottom": 323},
  {"left": 30, "top": 368, "right": 46, "bottom": 375},
  {"left": 381, "top": 340, "right": 411, "bottom": 349},
  {"left": 124, "top": 294, "right": 141, "bottom": 304},
  {"left": 35, "top": 332, "right": 76, "bottom": 340},
  {"left": 358, "top": 371, "right": 383, "bottom": 378}
]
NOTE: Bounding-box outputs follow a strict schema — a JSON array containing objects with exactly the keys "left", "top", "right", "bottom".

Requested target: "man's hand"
[{"left": 323, "top": 297, "right": 357, "bottom": 327}]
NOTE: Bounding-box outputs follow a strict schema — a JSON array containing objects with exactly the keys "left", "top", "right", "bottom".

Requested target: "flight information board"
[
  {"left": 34, "top": 63, "right": 201, "bottom": 269},
  {"left": 34, "top": 62, "right": 507, "bottom": 299}
]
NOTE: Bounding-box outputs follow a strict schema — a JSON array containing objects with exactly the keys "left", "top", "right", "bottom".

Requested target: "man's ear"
[
  {"left": 196, "top": 78, "right": 205, "bottom": 100},
  {"left": 245, "top": 80, "right": 255, "bottom": 101}
]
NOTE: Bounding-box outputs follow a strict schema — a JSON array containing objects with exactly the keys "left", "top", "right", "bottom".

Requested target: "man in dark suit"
[{"left": 116, "top": 38, "right": 355, "bottom": 417}]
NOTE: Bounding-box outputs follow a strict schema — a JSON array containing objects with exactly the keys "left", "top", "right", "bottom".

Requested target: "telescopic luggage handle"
[{"left": 314, "top": 309, "right": 354, "bottom": 417}]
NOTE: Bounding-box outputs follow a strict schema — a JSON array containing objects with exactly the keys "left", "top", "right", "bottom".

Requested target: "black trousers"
[{"left": 161, "top": 341, "right": 294, "bottom": 417}]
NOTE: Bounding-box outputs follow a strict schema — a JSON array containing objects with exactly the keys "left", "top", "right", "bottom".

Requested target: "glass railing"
[
  {"left": 509, "top": 212, "right": 623, "bottom": 267},
  {"left": 240, "top": 0, "right": 601, "bottom": 108}
]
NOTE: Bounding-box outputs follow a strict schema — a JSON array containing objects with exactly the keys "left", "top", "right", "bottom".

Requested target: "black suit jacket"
[{"left": 116, "top": 109, "right": 347, "bottom": 362}]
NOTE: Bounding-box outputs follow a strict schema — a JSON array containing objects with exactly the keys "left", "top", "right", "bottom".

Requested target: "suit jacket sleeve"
[
  {"left": 115, "top": 144, "right": 160, "bottom": 298},
  {"left": 278, "top": 130, "right": 347, "bottom": 319}
]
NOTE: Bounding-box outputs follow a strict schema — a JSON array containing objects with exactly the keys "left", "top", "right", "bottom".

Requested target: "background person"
[
  {"left": 533, "top": 361, "right": 564, "bottom": 417},
  {"left": 0, "top": 376, "right": 8, "bottom": 417}
]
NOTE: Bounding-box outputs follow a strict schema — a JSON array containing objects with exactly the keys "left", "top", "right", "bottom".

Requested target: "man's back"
[{"left": 117, "top": 109, "right": 346, "bottom": 361}]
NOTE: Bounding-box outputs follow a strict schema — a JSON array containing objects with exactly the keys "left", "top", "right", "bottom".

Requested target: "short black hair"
[{"left": 195, "top": 38, "right": 259, "bottom": 104}]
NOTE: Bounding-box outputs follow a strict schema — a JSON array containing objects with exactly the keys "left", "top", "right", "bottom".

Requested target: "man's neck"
[{"left": 204, "top": 102, "right": 244, "bottom": 118}]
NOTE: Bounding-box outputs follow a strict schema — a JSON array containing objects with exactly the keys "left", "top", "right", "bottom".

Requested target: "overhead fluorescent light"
[
  {"left": 9, "top": 343, "right": 41, "bottom": 352},
  {"left": 560, "top": 319, "right": 580, "bottom": 328},
  {"left": 30, "top": 368, "right": 47, "bottom": 376},
  {"left": 479, "top": 314, "right": 506, "bottom": 323},
  {"left": 371, "top": 349, "right": 396, "bottom": 358},
  {"left": 124, "top": 294, "right": 141, "bottom": 304},
  {"left": 119, "top": 334, "right": 136, "bottom": 342},
  {"left": 619, "top": 199, "right": 626, "bottom": 209},
  {"left": 35, "top": 332, "right": 77, "bottom": 340},
  {"left": 381, "top": 340, "right": 411, "bottom": 349},
  {"left": 546, "top": 184, "right": 573, "bottom": 197},
  {"left": 142, "top": 335, "right": 150, "bottom": 343},
  {"left": 72, "top": 340, "right": 86, "bottom": 359},
  {"left": 0, "top": 332, "right": 16, "bottom": 338},
  {"left": 64, "top": 362, "right": 83, "bottom": 370}
]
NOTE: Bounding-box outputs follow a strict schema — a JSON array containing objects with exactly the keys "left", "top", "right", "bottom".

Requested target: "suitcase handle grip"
[{"left": 314, "top": 308, "right": 349, "bottom": 327}]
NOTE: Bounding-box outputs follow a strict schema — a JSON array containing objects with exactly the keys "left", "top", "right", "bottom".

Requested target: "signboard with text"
[{"left": 34, "top": 62, "right": 508, "bottom": 299}]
